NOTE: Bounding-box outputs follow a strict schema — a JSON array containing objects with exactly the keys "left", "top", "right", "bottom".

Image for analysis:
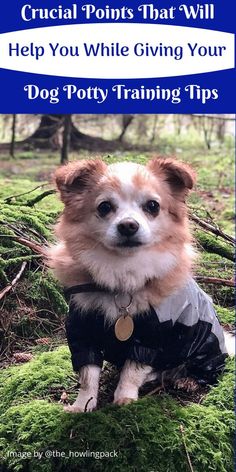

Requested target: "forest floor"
[{"left": 0, "top": 138, "right": 234, "bottom": 472}]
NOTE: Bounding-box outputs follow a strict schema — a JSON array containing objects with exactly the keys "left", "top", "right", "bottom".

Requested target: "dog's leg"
[
  {"left": 114, "top": 360, "right": 154, "bottom": 406},
  {"left": 64, "top": 365, "right": 101, "bottom": 413}
]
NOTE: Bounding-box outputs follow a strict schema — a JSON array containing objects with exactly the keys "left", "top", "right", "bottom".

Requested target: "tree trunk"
[
  {"left": 29, "top": 115, "right": 63, "bottom": 140},
  {"left": 61, "top": 115, "right": 72, "bottom": 164},
  {"left": 150, "top": 115, "right": 159, "bottom": 143},
  {"left": 24, "top": 115, "right": 64, "bottom": 150},
  {"left": 118, "top": 115, "right": 134, "bottom": 142},
  {"left": 15, "top": 114, "right": 130, "bottom": 153},
  {"left": 217, "top": 117, "right": 226, "bottom": 142},
  {"left": 10, "top": 114, "right": 17, "bottom": 158}
]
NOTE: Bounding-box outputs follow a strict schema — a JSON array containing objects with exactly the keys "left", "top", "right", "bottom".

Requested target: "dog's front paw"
[
  {"left": 114, "top": 397, "right": 136, "bottom": 406},
  {"left": 114, "top": 381, "right": 138, "bottom": 406},
  {"left": 64, "top": 404, "right": 84, "bottom": 413}
]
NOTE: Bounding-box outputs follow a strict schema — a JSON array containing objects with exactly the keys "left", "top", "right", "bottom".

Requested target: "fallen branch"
[
  {"left": 195, "top": 276, "right": 234, "bottom": 287},
  {"left": 3, "top": 183, "right": 50, "bottom": 204},
  {"left": 25, "top": 190, "right": 55, "bottom": 207},
  {"left": 145, "top": 385, "right": 163, "bottom": 396},
  {"left": 190, "top": 213, "right": 235, "bottom": 246},
  {"left": 0, "top": 234, "right": 45, "bottom": 255},
  {"left": 0, "top": 220, "right": 47, "bottom": 244},
  {"left": 195, "top": 230, "right": 235, "bottom": 262},
  {"left": 0, "top": 261, "right": 27, "bottom": 301}
]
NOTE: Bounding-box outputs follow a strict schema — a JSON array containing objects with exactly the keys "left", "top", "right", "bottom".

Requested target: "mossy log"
[
  {"left": 0, "top": 347, "right": 234, "bottom": 472},
  {"left": 0, "top": 202, "right": 67, "bottom": 356},
  {"left": 195, "top": 229, "right": 234, "bottom": 262}
]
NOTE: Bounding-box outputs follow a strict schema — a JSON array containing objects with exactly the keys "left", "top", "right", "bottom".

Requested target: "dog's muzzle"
[{"left": 117, "top": 218, "right": 139, "bottom": 237}]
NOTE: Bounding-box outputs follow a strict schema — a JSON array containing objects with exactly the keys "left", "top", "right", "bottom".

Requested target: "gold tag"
[{"left": 114, "top": 315, "right": 134, "bottom": 342}]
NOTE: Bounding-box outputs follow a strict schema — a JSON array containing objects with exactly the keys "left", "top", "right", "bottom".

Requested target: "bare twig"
[
  {"left": 84, "top": 397, "right": 93, "bottom": 413},
  {"left": 195, "top": 276, "right": 234, "bottom": 287},
  {"left": 0, "top": 261, "right": 27, "bottom": 301},
  {"left": 0, "top": 234, "right": 45, "bottom": 255},
  {"left": 18, "top": 225, "right": 48, "bottom": 244},
  {"left": 190, "top": 213, "right": 235, "bottom": 246},
  {"left": 3, "top": 183, "right": 50, "bottom": 203},
  {"left": 25, "top": 190, "right": 55, "bottom": 207},
  {"left": 179, "top": 424, "right": 194, "bottom": 472},
  {"left": 145, "top": 385, "right": 163, "bottom": 396},
  {"left": 0, "top": 220, "right": 31, "bottom": 239},
  {"left": 0, "top": 220, "right": 48, "bottom": 244}
]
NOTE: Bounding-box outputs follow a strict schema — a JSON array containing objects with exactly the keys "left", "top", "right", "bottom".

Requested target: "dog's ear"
[
  {"left": 148, "top": 157, "right": 196, "bottom": 198},
  {"left": 55, "top": 159, "right": 106, "bottom": 203}
]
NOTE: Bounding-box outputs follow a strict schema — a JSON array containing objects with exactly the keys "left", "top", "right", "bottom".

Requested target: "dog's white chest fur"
[
  {"left": 80, "top": 246, "right": 177, "bottom": 291},
  {"left": 73, "top": 247, "right": 177, "bottom": 320}
]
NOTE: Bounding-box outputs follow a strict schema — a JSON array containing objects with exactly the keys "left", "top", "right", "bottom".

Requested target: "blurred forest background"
[{"left": 0, "top": 114, "right": 235, "bottom": 472}]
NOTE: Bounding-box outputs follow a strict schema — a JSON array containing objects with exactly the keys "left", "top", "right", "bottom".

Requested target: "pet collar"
[
  {"left": 64, "top": 283, "right": 134, "bottom": 341},
  {"left": 64, "top": 283, "right": 109, "bottom": 297}
]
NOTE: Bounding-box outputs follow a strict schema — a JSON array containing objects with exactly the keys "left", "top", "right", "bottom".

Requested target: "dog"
[{"left": 47, "top": 157, "right": 233, "bottom": 412}]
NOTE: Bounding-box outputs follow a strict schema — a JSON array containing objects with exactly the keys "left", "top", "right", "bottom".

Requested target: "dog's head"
[{"left": 54, "top": 157, "right": 195, "bottom": 256}]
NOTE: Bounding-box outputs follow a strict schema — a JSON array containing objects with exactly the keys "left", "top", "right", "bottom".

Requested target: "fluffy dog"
[{"left": 48, "top": 157, "right": 233, "bottom": 412}]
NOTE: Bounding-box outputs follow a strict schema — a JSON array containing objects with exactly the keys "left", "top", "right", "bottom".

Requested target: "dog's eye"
[
  {"left": 97, "top": 201, "right": 113, "bottom": 217},
  {"left": 143, "top": 200, "right": 160, "bottom": 216}
]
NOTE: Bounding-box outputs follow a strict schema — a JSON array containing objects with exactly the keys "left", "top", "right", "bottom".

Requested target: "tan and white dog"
[{"left": 48, "top": 158, "right": 233, "bottom": 412}]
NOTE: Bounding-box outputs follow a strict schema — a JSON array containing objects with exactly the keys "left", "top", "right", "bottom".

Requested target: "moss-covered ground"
[
  {"left": 0, "top": 347, "right": 234, "bottom": 472},
  {"left": 0, "top": 139, "right": 234, "bottom": 471}
]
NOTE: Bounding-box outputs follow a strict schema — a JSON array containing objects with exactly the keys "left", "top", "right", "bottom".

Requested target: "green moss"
[
  {"left": 195, "top": 230, "right": 234, "bottom": 262},
  {"left": 0, "top": 225, "right": 16, "bottom": 248},
  {"left": 26, "top": 271, "right": 68, "bottom": 317},
  {"left": 40, "top": 275, "right": 68, "bottom": 316},
  {"left": 215, "top": 306, "right": 235, "bottom": 325},
  {"left": 203, "top": 357, "right": 234, "bottom": 411},
  {"left": 0, "top": 347, "right": 72, "bottom": 412},
  {"left": 0, "top": 199, "right": 67, "bottom": 350},
  {"left": 2, "top": 255, "right": 41, "bottom": 268},
  {"left": 0, "top": 398, "right": 233, "bottom": 472},
  {"left": 0, "top": 267, "right": 9, "bottom": 284},
  {"left": 196, "top": 252, "right": 234, "bottom": 307},
  {"left": 0, "top": 205, "right": 53, "bottom": 239},
  {"left": 0, "top": 348, "right": 234, "bottom": 472}
]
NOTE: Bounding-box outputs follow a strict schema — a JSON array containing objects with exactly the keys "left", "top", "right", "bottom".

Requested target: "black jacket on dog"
[{"left": 65, "top": 279, "right": 227, "bottom": 384}]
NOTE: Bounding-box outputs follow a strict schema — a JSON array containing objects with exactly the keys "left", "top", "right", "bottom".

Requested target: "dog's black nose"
[{"left": 117, "top": 218, "right": 139, "bottom": 237}]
